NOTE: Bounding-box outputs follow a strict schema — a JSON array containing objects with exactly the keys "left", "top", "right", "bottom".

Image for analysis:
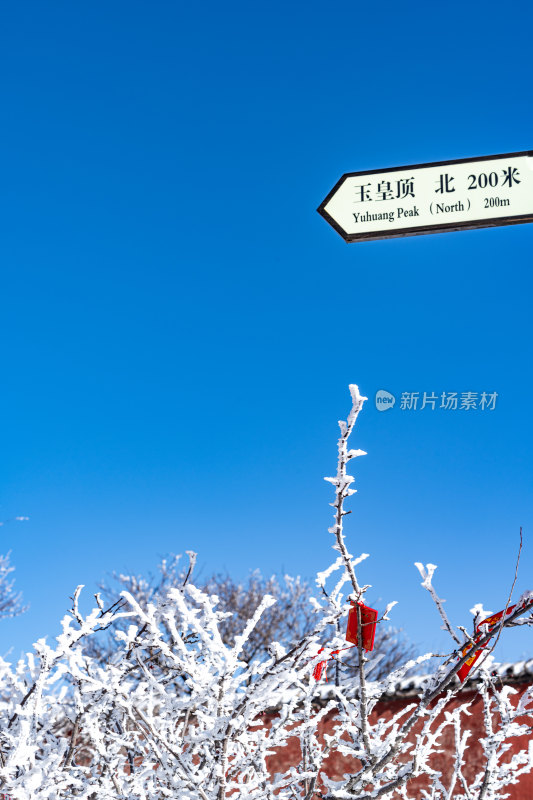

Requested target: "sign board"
[{"left": 317, "top": 150, "right": 533, "bottom": 243}]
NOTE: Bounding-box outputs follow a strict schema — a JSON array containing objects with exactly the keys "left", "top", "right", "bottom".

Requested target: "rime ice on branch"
[{"left": 0, "top": 387, "right": 531, "bottom": 800}]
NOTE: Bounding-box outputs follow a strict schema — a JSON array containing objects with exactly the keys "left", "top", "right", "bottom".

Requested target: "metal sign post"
[{"left": 317, "top": 150, "right": 533, "bottom": 243}]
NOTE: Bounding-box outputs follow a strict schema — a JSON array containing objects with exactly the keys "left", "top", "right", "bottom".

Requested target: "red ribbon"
[
  {"left": 313, "top": 645, "right": 356, "bottom": 682},
  {"left": 458, "top": 598, "right": 533, "bottom": 682}
]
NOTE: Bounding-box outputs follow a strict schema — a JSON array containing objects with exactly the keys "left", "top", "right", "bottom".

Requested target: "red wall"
[{"left": 265, "top": 683, "right": 533, "bottom": 799}]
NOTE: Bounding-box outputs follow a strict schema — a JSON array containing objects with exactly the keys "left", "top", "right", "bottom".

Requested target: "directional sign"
[{"left": 317, "top": 150, "right": 533, "bottom": 243}]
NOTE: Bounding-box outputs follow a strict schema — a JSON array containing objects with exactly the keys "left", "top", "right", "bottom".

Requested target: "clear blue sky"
[{"left": 1, "top": 0, "right": 532, "bottom": 664}]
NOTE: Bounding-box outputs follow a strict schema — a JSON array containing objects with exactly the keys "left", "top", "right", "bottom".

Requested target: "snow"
[{"left": 0, "top": 386, "right": 530, "bottom": 799}]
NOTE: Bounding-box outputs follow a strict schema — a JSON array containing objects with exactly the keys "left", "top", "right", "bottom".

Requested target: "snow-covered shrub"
[{"left": 0, "top": 386, "right": 531, "bottom": 799}]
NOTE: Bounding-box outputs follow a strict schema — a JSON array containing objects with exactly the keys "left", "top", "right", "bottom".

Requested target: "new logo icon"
[{"left": 375, "top": 390, "right": 395, "bottom": 411}]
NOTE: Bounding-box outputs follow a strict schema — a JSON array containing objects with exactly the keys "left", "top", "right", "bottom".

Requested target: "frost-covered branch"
[
  {"left": 324, "top": 383, "right": 368, "bottom": 600},
  {"left": 0, "top": 386, "right": 530, "bottom": 800},
  {"left": 0, "top": 550, "right": 27, "bottom": 620},
  {"left": 415, "top": 562, "right": 462, "bottom": 645}
]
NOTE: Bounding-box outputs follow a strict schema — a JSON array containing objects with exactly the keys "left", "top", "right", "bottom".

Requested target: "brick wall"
[{"left": 265, "top": 678, "right": 533, "bottom": 799}]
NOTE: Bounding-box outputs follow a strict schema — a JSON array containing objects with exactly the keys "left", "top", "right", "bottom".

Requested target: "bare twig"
[{"left": 476, "top": 527, "right": 523, "bottom": 671}]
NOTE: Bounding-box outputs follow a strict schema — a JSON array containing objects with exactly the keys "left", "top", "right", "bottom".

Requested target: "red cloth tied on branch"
[
  {"left": 312, "top": 602, "right": 379, "bottom": 682},
  {"left": 458, "top": 597, "right": 533, "bottom": 682},
  {"left": 345, "top": 602, "right": 378, "bottom": 651},
  {"left": 313, "top": 645, "right": 356, "bottom": 682}
]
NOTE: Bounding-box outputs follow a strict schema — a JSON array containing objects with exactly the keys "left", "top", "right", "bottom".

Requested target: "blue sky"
[{"left": 1, "top": 0, "right": 532, "bottom": 664}]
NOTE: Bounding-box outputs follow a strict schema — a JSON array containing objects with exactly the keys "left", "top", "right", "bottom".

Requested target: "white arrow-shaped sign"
[{"left": 318, "top": 151, "right": 533, "bottom": 243}]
